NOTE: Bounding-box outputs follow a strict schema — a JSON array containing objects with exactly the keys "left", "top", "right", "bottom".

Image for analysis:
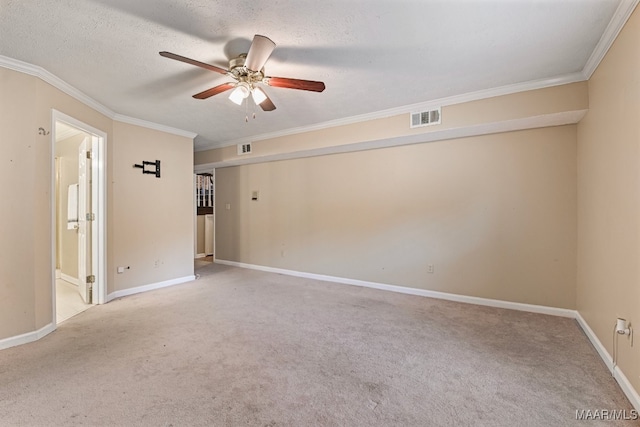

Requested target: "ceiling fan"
[{"left": 159, "top": 35, "right": 326, "bottom": 112}]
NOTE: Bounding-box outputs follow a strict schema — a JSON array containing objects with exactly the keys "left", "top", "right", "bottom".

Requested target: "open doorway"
[
  {"left": 52, "top": 111, "right": 106, "bottom": 324},
  {"left": 194, "top": 170, "right": 215, "bottom": 269}
]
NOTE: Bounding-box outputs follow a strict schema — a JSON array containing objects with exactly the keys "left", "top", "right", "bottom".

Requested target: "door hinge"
[
  {"left": 87, "top": 275, "right": 95, "bottom": 284},
  {"left": 86, "top": 150, "right": 92, "bottom": 159},
  {"left": 86, "top": 213, "right": 95, "bottom": 221}
]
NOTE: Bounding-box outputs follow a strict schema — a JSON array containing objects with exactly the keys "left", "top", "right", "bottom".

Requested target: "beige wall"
[
  {"left": 1, "top": 8, "right": 637, "bottom": 401},
  {"left": 0, "top": 67, "right": 194, "bottom": 342},
  {"left": 577, "top": 7, "right": 640, "bottom": 392},
  {"left": 209, "top": 5, "right": 639, "bottom": 400},
  {"left": 111, "top": 121, "right": 194, "bottom": 292},
  {"left": 0, "top": 69, "right": 110, "bottom": 338},
  {"left": 0, "top": 68, "right": 38, "bottom": 338},
  {"left": 216, "top": 125, "right": 577, "bottom": 308}
]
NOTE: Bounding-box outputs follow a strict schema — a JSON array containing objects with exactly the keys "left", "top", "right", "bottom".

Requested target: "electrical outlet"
[
  {"left": 117, "top": 266, "right": 125, "bottom": 274},
  {"left": 427, "top": 264, "right": 434, "bottom": 274},
  {"left": 225, "top": 203, "right": 231, "bottom": 210}
]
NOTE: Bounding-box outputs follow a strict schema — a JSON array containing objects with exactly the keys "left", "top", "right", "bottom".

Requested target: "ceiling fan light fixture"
[
  {"left": 160, "top": 34, "right": 325, "bottom": 112},
  {"left": 251, "top": 87, "right": 267, "bottom": 105},
  {"left": 229, "top": 83, "right": 251, "bottom": 105}
]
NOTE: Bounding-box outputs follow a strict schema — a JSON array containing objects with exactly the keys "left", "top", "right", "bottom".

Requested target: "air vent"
[
  {"left": 410, "top": 108, "right": 441, "bottom": 128},
  {"left": 237, "top": 143, "right": 252, "bottom": 155}
]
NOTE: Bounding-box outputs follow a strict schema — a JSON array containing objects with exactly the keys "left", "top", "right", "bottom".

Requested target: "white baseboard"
[
  {"left": 106, "top": 275, "right": 196, "bottom": 302},
  {"left": 195, "top": 253, "right": 207, "bottom": 259},
  {"left": 55, "top": 269, "right": 61, "bottom": 279},
  {"left": 575, "top": 312, "right": 615, "bottom": 374},
  {"left": 214, "top": 259, "right": 576, "bottom": 318},
  {"left": 0, "top": 276, "right": 196, "bottom": 350},
  {"left": 216, "top": 258, "right": 640, "bottom": 409},
  {"left": 0, "top": 322, "right": 55, "bottom": 351},
  {"left": 576, "top": 312, "right": 640, "bottom": 412},
  {"left": 4, "top": 260, "right": 640, "bottom": 412},
  {"left": 60, "top": 273, "right": 79, "bottom": 286}
]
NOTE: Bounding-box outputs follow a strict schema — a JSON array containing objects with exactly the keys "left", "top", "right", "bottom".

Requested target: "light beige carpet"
[{"left": 0, "top": 263, "right": 636, "bottom": 426}]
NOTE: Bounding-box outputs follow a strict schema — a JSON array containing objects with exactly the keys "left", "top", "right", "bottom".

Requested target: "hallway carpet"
[{"left": 0, "top": 263, "right": 636, "bottom": 426}]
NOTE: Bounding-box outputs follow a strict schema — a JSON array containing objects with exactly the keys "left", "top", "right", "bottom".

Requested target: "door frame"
[{"left": 51, "top": 110, "right": 107, "bottom": 322}]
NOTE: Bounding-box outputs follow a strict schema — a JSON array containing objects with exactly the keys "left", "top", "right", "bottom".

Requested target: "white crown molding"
[
  {"left": 113, "top": 114, "right": 197, "bottom": 140},
  {"left": 0, "top": 54, "right": 40, "bottom": 77},
  {"left": 196, "top": 109, "right": 588, "bottom": 169},
  {"left": 8, "top": 49, "right": 581, "bottom": 153},
  {"left": 3, "top": 0, "right": 635, "bottom": 153},
  {"left": 198, "top": 71, "right": 586, "bottom": 152},
  {"left": 0, "top": 55, "right": 116, "bottom": 118},
  {"left": 202, "top": 1, "right": 637, "bottom": 151},
  {"left": 0, "top": 55, "right": 197, "bottom": 139},
  {"left": 583, "top": 0, "right": 639, "bottom": 79}
]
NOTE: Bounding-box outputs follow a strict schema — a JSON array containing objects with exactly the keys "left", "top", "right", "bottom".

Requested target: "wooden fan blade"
[
  {"left": 259, "top": 92, "right": 276, "bottom": 111},
  {"left": 265, "top": 76, "right": 326, "bottom": 92},
  {"left": 193, "top": 83, "right": 236, "bottom": 99},
  {"left": 159, "top": 51, "right": 228, "bottom": 75},
  {"left": 244, "top": 35, "right": 276, "bottom": 72}
]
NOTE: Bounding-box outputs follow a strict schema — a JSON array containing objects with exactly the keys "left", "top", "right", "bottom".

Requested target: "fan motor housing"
[
  {"left": 229, "top": 54, "right": 264, "bottom": 83},
  {"left": 229, "top": 54, "right": 246, "bottom": 70}
]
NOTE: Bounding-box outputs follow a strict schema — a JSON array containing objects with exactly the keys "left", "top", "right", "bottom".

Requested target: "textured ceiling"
[{"left": 0, "top": 0, "right": 624, "bottom": 151}]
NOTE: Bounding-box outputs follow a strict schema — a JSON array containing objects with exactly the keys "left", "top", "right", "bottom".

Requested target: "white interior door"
[
  {"left": 90, "top": 135, "right": 99, "bottom": 302},
  {"left": 77, "top": 138, "right": 91, "bottom": 303}
]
